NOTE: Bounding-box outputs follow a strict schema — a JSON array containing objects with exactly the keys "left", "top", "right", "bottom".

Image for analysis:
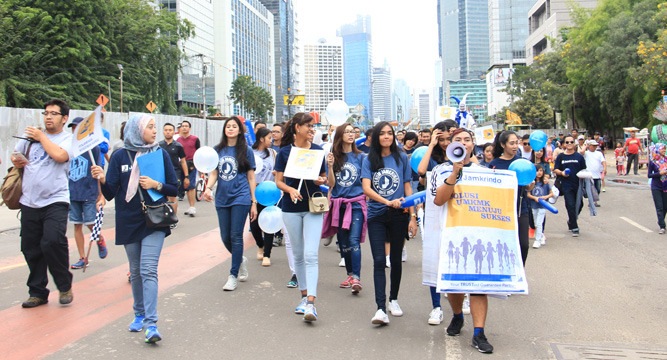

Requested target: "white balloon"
[
  {"left": 258, "top": 206, "right": 285, "bottom": 234},
  {"left": 312, "top": 129, "right": 323, "bottom": 145},
  {"left": 193, "top": 146, "right": 219, "bottom": 173},
  {"left": 254, "top": 153, "right": 263, "bottom": 171},
  {"left": 326, "top": 100, "right": 349, "bottom": 126}
]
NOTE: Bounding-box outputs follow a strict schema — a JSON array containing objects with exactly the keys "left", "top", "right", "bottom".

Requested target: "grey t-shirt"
[{"left": 15, "top": 131, "right": 73, "bottom": 208}]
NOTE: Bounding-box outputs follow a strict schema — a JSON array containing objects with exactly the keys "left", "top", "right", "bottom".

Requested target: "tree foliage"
[
  {"left": 229, "top": 76, "right": 274, "bottom": 121},
  {"left": 0, "top": 0, "right": 193, "bottom": 113}
]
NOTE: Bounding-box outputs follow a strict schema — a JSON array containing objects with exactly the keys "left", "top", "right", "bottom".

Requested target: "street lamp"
[{"left": 117, "top": 64, "right": 124, "bottom": 113}]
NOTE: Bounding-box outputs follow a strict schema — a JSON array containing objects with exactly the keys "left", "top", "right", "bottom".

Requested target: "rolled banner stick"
[
  {"left": 538, "top": 198, "right": 558, "bottom": 214},
  {"left": 320, "top": 184, "right": 329, "bottom": 193},
  {"left": 401, "top": 190, "right": 426, "bottom": 208},
  {"left": 355, "top": 136, "right": 366, "bottom": 146}
]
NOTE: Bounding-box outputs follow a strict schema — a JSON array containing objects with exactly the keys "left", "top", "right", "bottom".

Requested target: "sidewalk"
[{"left": 0, "top": 202, "right": 115, "bottom": 233}]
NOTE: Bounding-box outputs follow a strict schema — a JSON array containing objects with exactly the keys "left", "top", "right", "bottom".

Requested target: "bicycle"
[{"left": 195, "top": 172, "right": 210, "bottom": 201}]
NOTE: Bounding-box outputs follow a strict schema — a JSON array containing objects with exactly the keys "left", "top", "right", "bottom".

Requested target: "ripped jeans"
[{"left": 337, "top": 206, "right": 363, "bottom": 278}]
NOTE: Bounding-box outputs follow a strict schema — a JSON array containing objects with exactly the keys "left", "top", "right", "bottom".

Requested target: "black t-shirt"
[
  {"left": 554, "top": 152, "right": 586, "bottom": 190},
  {"left": 357, "top": 143, "right": 370, "bottom": 154},
  {"left": 488, "top": 155, "right": 529, "bottom": 215},
  {"left": 159, "top": 140, "right": 186, "bottom": 173}
]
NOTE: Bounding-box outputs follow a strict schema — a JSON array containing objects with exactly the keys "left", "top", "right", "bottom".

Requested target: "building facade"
[
  {"left": 526, "top": 0, "right": 598, "bottom": 65},
  {"left": 446, "top": 79, "right": 487, "bottom": 121},
  {"left": 303, "top": 39, "right": 344, "bottom": 118},
  {"left": 259, "top": 0, "right": 304, "bottom": 119},
  {"left": 160, "top": 0, "right": 216, "bottom": 112},
  {"left": 417, "top": 90, "right": 432, "bottom": 127},
  {"left": 372, "top": 62, "right": 392, "bottom": 122},
  {"left": 213, "top": 0, "right": 275, "bottom": 120},
  {"left": 338, "top": 15, "right": 373, "bottom": 120},
  {"left": 392, "top": 78, "right": 413, "bottom": 128}
]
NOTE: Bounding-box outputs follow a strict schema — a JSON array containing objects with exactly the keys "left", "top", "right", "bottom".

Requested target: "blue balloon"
[
  {"left": 529, "top": 131, "right": 548, "bottom": 151},
  {"left": 538, "top": 199, "right": 558, "bottom": 214},
  {"left": 255, "top": 181, "right": 281, "bottom": 206},
  {"left": 508, "top": 159, "right": 537, "bottom": 186},
  {"left": 401, "top": 190, "right": 426, "bottom": 208},
  {"left": 355, "top": 136, "right": 366, "bottom": 146},
  {"left": 320, "top": 184, "right": 330, "bottom": 193},
  {"left": 410, "top": 147, "right": 429, "bottom": 173}
]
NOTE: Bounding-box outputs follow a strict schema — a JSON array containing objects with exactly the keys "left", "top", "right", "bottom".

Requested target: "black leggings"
[
  {"left": 249, "top": 203, "right": 274, "bottom": 257},
  {"left": 518, "top": 212, "right": 529, "bottom": 265}
]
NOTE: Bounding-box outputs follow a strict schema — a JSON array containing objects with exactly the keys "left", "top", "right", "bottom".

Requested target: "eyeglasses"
[
  {"left": 564, "top": 141, "right": 575, "bottom": 144},
  {"left": 343, "top": 130, "right": 355, "bottom": 135},
  {"left": 42, "top": 111, "right": 62, "bottom": 116}
]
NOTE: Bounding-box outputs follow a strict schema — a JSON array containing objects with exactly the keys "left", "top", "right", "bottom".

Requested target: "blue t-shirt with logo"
[
  {"left": 530, "top": 181, "right": 551, "bottom": 209},
  {"left": 361, "top": 152, "right": 411, "bottom": 219},
  {"left": 214, "top": 145, "right": 256, "bottom": 208},
  {"left": 331, "top": 152, "right": 366, "bottom": 209},
  {"left": 69, "top": 147, "right": 101, "bottom": 202},
  {"left": 274, "top": 143, "right": 327, "bottom": 213}
]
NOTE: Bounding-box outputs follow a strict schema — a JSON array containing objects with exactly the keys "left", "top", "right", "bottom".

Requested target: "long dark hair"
[
  {"left": 369, "top": 121, "right": 400, "bottom": 172},
  {"left": 332, "top": 123, "right": 361, "bottom": 173},
  {"left": 281, "top": 112, "right": 313, "bottom": 147},
  {"left": 532, "top": 147, "right": 546, "bottom": 163},
  {"left": 535, "top": 164, "right": 545, "bottom": 182},
  {"left": 430, "top": 121, "right": 453, "bottom": 164},
  {"left": 492, "top": 130, "right": 518, "bottom": 159},
  {"left": 252, "top": 127, "right": 272, "bottom": 157},
  {"left": 214, "top": 116, "right": 250, "bottom": 173}
]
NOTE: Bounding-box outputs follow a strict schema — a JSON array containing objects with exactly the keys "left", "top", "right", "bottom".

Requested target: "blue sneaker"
[
  {"left": 70, "top": 258, "right": 88, "bottom": 270},
  {"left": 295, "top": 298, "right": 308, "bottom": 314},
  {"left": 97, "top": 239, "right": 108, "bottom": 259},
  {"left": 129, "top": 314, "right": 145, "bottom": 332},
  {"left": 145, "top": 326, "right": 162, "bottom": 343},
  {"left": 286, "top": 274, "right": 298, "bottom": 288},
  {"left": 303, "top": 304, "right": 318, "bottom": 322}
]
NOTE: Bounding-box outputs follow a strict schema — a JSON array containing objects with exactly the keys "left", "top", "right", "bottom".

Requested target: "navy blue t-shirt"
[
  {"left": 357, "top": 143, "right": 370, "bottom": 154},
  {"left": 101, "top": 149, "right": 178, "bottom": 245},
  {"left": 214, "top": 145, "right": 256, "bottom": 208},
  {"left": 331, "top": 152, "right": 366, "bottom": 210},
  {"left": 361, "top": 152, "right": 411, "bottom": 219},
  {"left": 274, "top": 144, "right": 327, "bottom": 213},
  {"left": 69, "top": 147, "right": 101, "bottom": 202},
  {"left": 554, "top": 152, "right": 586, "bottom": 190},
  {"left": 530, "top": 182, "right": 552, "bottom": 209},
  {"left": 489, "top": 155, "right": 529, "bottom": 215}
]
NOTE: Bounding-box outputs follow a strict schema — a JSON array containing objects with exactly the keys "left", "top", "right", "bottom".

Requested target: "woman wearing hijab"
[
  {"left": 92, "top": 115, "right": 178, "bottom": 343},
  {"left": 648, "top": 143, "right": 667, "bottom": 233}
]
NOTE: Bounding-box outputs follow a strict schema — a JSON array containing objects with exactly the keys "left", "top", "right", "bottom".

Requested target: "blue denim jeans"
[
  {"left": 125, "top": 231, "right": 166, "bottom": 328},
  {"left": 282, "top": 211, "right": 324, "bottom": 297},
  {"left": 337, "top": 205, "right": 363, "bottom": 278},
  {"left": 216, "top": 205, "right": 251, "bottom": 277}
]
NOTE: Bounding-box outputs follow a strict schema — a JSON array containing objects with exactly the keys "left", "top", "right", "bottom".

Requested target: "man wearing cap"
[
  {"left": 624, "top": 131, "right": 643, "bottom": 175},
  {"left": 10, "top": 99, "right": 75, "bottom": 308},
  {"left": 585, "top": 140, "right": 606, "bottom": 207},
  {"left": 576, "top": 135, "right": 587, "bottom": 155},
  {"left": 67, "top": 117, "right": 108, "bottom": 269}
]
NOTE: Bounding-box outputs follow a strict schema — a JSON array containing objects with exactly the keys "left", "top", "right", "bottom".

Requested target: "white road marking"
[
  {"left": 619, "top": 216, "right": 653, "bottom": 233},
  {"left": 445, "top": 330, "right": 463, "bottom": 360}
]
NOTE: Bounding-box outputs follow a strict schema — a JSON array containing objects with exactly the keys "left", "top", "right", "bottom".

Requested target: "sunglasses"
[
  {"left": 564, "top": 141, "right": 575, "bottom": 144},
  {"left": 523, "top": 142, "right": 529, "bottom": 146}
]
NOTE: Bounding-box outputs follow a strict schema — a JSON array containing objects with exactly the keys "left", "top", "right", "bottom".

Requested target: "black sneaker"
[
  {"left": 572, "top": 229, "right": 580, "bottom": 237},
  {"left": 446, "top": 316, "right": 464, "bottom": 336},
  {"left": 472, "top": 333, "right": 494, "bottom": 353}
]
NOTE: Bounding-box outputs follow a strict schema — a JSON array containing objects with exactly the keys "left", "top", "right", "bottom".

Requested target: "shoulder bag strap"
[{"left": 126, "top": 150, "right": 146, "bottom": 206}]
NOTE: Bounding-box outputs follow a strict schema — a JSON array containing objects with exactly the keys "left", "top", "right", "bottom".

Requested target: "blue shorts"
[
  {"left": 187, "top": 169, "right": 198, "bottom": 190},
  {"left": 69, "top": 200, "right": 97, "bottom": 225}
]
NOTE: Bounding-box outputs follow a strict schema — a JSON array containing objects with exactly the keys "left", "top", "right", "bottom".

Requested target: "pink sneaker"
[{"left": 339, "top": 275, "right": 353, "bottom": 288}]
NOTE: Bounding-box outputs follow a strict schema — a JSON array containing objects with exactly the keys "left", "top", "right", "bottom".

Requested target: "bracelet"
[
  {"left": 251, "top": 200, "right": 258, "bottom": 204},
  {"left": 410, "top": 213, "right": 417, "bottom": 218},
  {"left": 444, "top": 179, "right": 455, "bottom": 186}
]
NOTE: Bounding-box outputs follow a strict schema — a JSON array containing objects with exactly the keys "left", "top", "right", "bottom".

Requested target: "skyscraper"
[
  {"left": 160, "top": 0, "right": 216, "bottom": 112},
  {"left": 259, "top": 0, "right": 303, "bottom": 119},
  {"left": 417, "top": 90, "right": 432, "bottom": 127},
  {"left": 393, "top": 78, "right": 413, "bottom": 127},
  {"left": 372, "top": 61, "right": 391, "bottom": 122},
  {"left": 338, "top": 15, "right": 373, "bottom": 121},
  {"left": 438, "top": 0, "right": 490, "bottom": 82},
  {"left": 303, "top": 39, "right": 343, "bottom": 117},
  {"left": 213, "top": 0, "right": 275, "bottom": 120}
]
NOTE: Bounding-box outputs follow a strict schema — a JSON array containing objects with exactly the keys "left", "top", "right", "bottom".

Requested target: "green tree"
[
  {"left": 512, "top": 89, "right": 554, "bottom": 128},
  {"left": 229, "top": 76, "right": 274, "bottom": 121},
  {"left": 0, "top": 0, "right": 193, "bottom": 113}
]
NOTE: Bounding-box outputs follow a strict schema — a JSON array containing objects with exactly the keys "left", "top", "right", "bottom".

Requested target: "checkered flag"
[{"left": 90, "top": 206, "right": 104, "bottom": 243}]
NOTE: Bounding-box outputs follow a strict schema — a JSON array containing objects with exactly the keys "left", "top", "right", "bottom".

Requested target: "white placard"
[
  {"left": 71, "top": 105, "right": 107, "bottom": 158},
  {"left": 283, "top": 148, "right": 325, "bottom": 180}
]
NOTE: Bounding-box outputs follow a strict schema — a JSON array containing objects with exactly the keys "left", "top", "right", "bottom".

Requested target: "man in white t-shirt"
[
  {"left": 519, "top": 134, "right": 533, "bottom": 160},
  {"left": 584, "top": 140, "right": 606, "bottom": 207},
  {"left": 11, "top": 99, "right": 75, "bottom": 308}
]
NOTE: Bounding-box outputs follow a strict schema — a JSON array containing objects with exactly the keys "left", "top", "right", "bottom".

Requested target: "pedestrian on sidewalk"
[
  {"left": 275, "top": 112, "right": 328, "bottom": 322},
  {"left": 615, "top": 142, "right": 626, "bottom": 175},
  {"left": 93, "top": 114, "right": 179, "bottom": 343},
  {"left": 67, "top": 117, "right": 107, "bottom": 269},
  {"left": 159, "top": 123, "right": 189, "bottom": 220},
  {"left": 363, "top": 121, "right": 418, "bottom": 325},
  {"left": 647, "top": 143, "right": 667, "bottom": 234},
  {"left": 527, "top": 165, "right": 553, "bottom": 249},
  {"left": 584, "top": 140, "right": 606, "bottom": 207},
  {"left": 11, "top": 99, "right": 75, "bottom": 309},
  {"left": 177, "top": 120, "right": 201, "bottom": 216},
  {"left": 624, "top": 130, "right": 643, "bottom": 175},
  {"left": 203, "top": 116, "right": 258, "bottom": 291},
  {"left": 249, "top": 127, "right": 277, "bottom": 266},
  {"left": 554, "top": 135, "right": 587, "bottom": 237}
]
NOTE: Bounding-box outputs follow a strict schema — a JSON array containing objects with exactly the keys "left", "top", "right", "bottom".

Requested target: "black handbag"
[
  {"left": 127, "top": 150, "right": 178, "bottom": 228},
  {"left": 553, "top": 176, "right": 564, "bottom": 196}
]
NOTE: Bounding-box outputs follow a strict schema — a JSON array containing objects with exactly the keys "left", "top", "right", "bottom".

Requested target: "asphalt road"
[{"left": 1, "top": 172, "right": 667, "bottom": 360}]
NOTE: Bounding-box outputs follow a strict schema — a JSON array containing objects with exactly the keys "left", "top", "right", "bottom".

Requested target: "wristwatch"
[{"left": 156, "top": 182, "right": 163, "bottom": 192}]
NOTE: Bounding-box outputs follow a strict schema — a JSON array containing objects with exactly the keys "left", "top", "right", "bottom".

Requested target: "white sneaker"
[
  {"left": 428, "top": 307, "right": 443, "bottom": 325},
  {"left": 185, "top": 207, "right": 196, "bottom": 217},
  {"left": 371, "top": 309, "right": 390, "bottom": 325},
  {"left": 402, "top": 246, "right": 407, "bottom": 262},
  {"left": 387, "top": 300, "right": 403, "bottom": 317},
  {"left": 338, "top": 258, "right": 345, "bottom": 267},
  {"left": 540, "top": 236, "right": 546, "bottom": 245},
  {"left": 222, "top": 275, "right": 237, "bottom": 291},
  {"left": 386, "top": 255, "right": 391, "bottom": 268},
  {"left": 532, "top": 240, "right": 541, "bottom": 249},
  {"left": 462, "top": 294, "right": 471, "bottom": 315},
  {"left": 238, "top": 256, "right": 248, "bottom": 282}
]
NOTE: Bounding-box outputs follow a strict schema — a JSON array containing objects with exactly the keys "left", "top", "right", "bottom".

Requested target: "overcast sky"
[{"left": 296, "top": 0, "right": 439, "bottom": 90}]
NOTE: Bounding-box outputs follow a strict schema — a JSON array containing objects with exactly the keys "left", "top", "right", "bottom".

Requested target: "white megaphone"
[{"left": 446, "top": 142, "right": 467, "bottom": 163}]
